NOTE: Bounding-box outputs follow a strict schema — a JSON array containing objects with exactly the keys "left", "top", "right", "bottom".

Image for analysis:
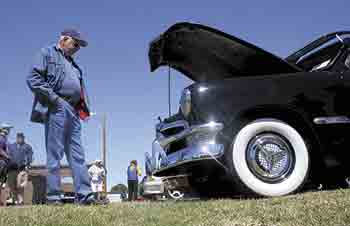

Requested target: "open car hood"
[{"left": 149, "top": 22, "right": 302, "bottom": 82}]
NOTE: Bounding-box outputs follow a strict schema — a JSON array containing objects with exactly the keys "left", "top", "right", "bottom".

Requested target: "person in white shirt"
[{"left": 88, "top": 160, "right": 105, "bottom": 201}]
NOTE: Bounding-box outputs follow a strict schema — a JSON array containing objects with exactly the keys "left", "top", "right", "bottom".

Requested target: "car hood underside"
[{"left": 149, "top": 22, "right": 302, "bottom": 82}]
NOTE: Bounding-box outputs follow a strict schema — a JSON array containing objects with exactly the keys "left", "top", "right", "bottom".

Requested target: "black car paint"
[
  {"left": 149, "top": 22, "right": 350, "bottom": 183},
  {"left": 187, "top": 71, "right": 350, "bottom": 169}
]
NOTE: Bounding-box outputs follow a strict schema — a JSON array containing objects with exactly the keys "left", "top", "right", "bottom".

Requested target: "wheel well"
[{"left": 241, "top": 108, "right": 319, "bottom": 148}]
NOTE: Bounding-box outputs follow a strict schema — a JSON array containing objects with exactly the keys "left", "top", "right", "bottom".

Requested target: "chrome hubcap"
[
  {"left": 168, "top": 190, "right": 184, "bottom": 200},
  {"left": 246, "top": 133, "right": 295, "bottom": 183}
]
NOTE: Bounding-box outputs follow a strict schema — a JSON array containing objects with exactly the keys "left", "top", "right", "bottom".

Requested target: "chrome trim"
[
  {"left": 313, "top": 116, "right": 350, "bottom": 124},
  {"left": 246, "top": 133, "right": 295, "bottom": 184},
  {"left": 157, "top": 120, "right": 189, "bottom": 133},
  {"left": 154, "top": 143, "right": 224, "bottom": 174},
  {"left": 152, "top": 140, "right": 168, "bottom": 172},
  {"left": 158, "top": 122, "right": 224, "bottom": 148},
  {"left": 149, "top": 121, "right": 225, "bottom": 175},
  {"left": 180, "top": 89, "right": 192, "bottom": 118},
  {"left": 154, "top": 156, "right": 221, "bottom": 175}
]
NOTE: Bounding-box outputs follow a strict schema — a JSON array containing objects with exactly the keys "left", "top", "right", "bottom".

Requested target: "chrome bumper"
[{"left": 147, "top": 121, "right": 225, "bottom": 175}]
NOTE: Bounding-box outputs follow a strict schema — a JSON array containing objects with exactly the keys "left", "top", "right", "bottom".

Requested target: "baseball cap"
[
  {"left": 93, "top": 160, "right": 102, "bottom": 164},
  {"left": 0, "top": 123, "right": 13, "bottom": 130},
  {"left": 17, "top": 132, "right": 25, "bottom": 138},
  {"left": 61, "top": 28, "right": 88, "bottom": 47}
]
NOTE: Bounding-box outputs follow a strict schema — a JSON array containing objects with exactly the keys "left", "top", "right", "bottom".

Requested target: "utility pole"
[
  {"left": 101, "top": 113, "right": 107, "bottom": 194},
  {"left": 168, "top": 66, "right": 171, "bottom": 117}
]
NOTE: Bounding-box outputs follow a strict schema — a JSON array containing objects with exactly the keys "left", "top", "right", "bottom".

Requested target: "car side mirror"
[{"left": 345, "top": 53, "right": 350, "bottom": 69}]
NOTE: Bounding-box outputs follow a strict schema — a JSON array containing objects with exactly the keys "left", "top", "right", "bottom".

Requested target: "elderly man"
[
  {"left": 7, "top": 133, "right": 33, "bottom": 205},
  {"left": 27, "top": 29, "right": 97, "bottom": 205},
  {"left": 0, "top": 123, "right": 13, "bottom": 206}
]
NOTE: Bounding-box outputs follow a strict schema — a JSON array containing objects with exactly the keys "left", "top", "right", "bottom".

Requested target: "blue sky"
[{"left": 0, "top": 0, "right": 349, "bottom": 189}]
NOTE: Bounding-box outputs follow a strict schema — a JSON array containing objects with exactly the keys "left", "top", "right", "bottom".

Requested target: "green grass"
[{"left": 1, "top": 189, "right": 350, "bottom": 226}]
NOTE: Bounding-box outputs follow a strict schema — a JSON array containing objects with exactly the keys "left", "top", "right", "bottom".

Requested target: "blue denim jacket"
[
  {"left": 8, "top": 143, "right": 33, "bottom": 167},
  {"left": 27, "top": 45, "right": 91, "bottom": 123}
]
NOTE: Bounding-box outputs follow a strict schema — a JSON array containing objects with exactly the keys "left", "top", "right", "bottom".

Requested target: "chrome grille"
[{"left": 161, "top": 126, "right": 185, "bottom": 137}]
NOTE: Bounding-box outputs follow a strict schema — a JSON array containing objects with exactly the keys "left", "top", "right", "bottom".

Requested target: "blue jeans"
[
  {"left": 0, "top": 160, "right": 8, "bottom": 183},
  {"left": 45, "top": 98, "right": 91, "bottom": 201}
]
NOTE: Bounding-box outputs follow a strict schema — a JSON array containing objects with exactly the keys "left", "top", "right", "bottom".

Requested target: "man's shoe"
[
  {"left": 76, "top": 193, "right": 108, "bottom": 206},
  {"left": 80, "top": 197, "right": 109, "bottom": 205}
]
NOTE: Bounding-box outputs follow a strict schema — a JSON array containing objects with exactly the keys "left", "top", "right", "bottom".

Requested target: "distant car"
[
  {"left": 145, "top": 22, "right": 350, "bottom": 197},
  {"left": 141, "top": 175, "right": 188, "bottom": 200},
  {"left": 141, "top": 175, "right": 164, "bottom": 198},
  {"left": 107, "top": 193, "right": 124, "bottom": 203}
]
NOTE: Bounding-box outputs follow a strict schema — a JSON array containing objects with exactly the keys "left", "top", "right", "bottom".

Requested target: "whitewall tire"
[{"left": 230, "top": 119, "right": 309, "bottom": 197}]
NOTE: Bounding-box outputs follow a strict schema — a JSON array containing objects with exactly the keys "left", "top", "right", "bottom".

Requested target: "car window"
[
  {"left": 297, "top": 39, "right": 341, "bottom": 71},
  {"left": 287, "top": 33, "right": 350, "bottom": 72}
]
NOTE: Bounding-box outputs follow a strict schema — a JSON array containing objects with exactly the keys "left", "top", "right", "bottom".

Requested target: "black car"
[{"left": 145, "top": 22, "right": 350, "bottom": 197}]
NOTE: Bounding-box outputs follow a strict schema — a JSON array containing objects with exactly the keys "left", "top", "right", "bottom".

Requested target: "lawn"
[{"left": 1, "top": 189, "right": 350, "bottom": 226}]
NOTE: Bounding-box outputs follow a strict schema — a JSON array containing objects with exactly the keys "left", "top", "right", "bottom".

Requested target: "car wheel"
[
  {"left": 227, "top": 119, "right": 310, "bottom": 197},
  {"left": 166, "top": 189, "right": 185, "bottom": 200}
]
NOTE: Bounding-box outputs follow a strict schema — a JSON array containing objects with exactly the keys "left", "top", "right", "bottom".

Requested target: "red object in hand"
[{"left": 76, "top": 88, "right": 90, "bottom": 120}]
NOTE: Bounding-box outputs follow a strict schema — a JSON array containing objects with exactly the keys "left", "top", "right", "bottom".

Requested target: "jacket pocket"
[{"left": 47, "top": 62, "right": 65, "bottom": 91}]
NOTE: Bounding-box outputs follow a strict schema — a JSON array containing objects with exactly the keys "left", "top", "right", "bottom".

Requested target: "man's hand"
[
  {"left": 0, "top": 149, "right": 9, "bottom": 161},
  {"left": 137, "top": 166, "right": 142, "bottom": 176}
]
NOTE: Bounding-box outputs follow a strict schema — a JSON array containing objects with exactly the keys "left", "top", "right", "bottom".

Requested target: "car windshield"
[
  {"left": 296, "top": 39, "right": 342, "bottom": 71},
  {"left": 286, "top": 32, "right": 350, "bottom": 72}
]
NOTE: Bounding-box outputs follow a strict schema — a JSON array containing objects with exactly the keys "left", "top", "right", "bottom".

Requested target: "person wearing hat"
[
  {"left": 7, "top": 133, "right": 33, "bottom": 205},
  {"left": 88, "top": 160, "right": 106, "bottom": 202},
  {"left": 0, "top": 123, "right": 12, "bottom": 162},
  {"left": 27, "top": 29, "right": 96, "bottom": 205},
  {"left": 0, "top": 123, "right": 12, "bottom": 206},
  {"left": 127, "top": 160, "right": 142, "bottom": 201}
]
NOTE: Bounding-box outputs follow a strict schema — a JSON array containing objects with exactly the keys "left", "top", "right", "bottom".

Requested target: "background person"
[
  {"left": 16, "top": 170, "right": 28, "bottom": 205},
  {"left": 7, "top": 133, "right": 33, "bottom": 205},
  {"left": 88, "top": 160, "right": 106, "bottom": 202},
  {"left": 0, "top": 123, "right": 13, "bottom": 206},
  {"left": 127, "top": 160, "right": 142, "bottom": 201}
]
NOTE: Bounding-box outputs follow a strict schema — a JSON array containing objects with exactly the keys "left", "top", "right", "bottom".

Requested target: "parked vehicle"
[
  {"left": 141, "top": 174, "right": 188, "bottom": 200},
  {"left": 145, "top": 22, "right": 350, "bottom": 197},
  {"left": 141, "top": 175, "right": 164, "bottom": 199},
  {"left": 106, "top": 193, "right": 123, "bottom": 203}
]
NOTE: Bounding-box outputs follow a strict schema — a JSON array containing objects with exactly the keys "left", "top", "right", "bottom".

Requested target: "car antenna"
[{"left": 168, "top": 66, "right": 172, "bottom": 117}]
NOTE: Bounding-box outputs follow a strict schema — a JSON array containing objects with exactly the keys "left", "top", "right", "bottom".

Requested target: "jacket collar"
[
  {"left": 54, "top": 45, "right": 82, "bottom": 75},
  {"left": 54, "top": 45, "right": 74, "bottom": 61}
]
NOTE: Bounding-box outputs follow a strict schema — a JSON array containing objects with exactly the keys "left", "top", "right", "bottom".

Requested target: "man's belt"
[{"left": 58, "top": 94, "right": 90, "bottom": 120}]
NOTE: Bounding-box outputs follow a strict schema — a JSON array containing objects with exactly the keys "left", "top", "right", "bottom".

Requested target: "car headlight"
[
  {"left": 180, "top": 88, "right": 191, "bottom": 118},
  {"left": 186, "top": 132, "right": 216, "bottom": 146}
]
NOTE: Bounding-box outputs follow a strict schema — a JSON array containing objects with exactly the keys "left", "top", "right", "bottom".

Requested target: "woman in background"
[{"left": 127, "top": 160, "right": 142, "bottom": 201}]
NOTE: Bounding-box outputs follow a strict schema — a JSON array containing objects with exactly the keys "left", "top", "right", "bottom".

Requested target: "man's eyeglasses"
[{"left": 72, "top": 39, "right": 80, "bottom": 48}]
